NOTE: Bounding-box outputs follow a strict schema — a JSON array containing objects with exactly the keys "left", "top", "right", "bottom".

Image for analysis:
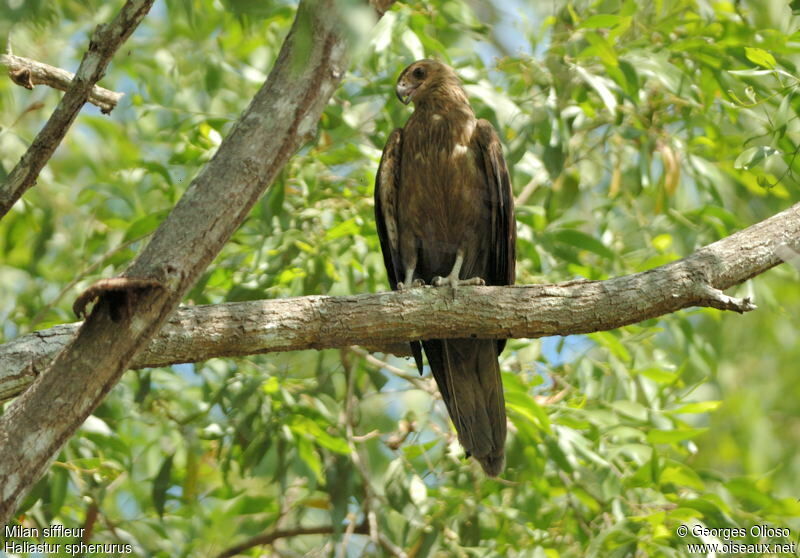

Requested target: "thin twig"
[
  {"left": 348, "top": 346, "right": 436, "bottom": 394},
  {"left": 1, "top": 54, "right": 123, "bottom": 112},
  {"left": 377, "top": 532, "right": 409, "bottom": 558},
  {"left": 81, "top": 500, "right": 99, "bottom": 544},
  {"left": 337, "top": 512, "right": 360, "bottom": 558},
  {"left": 514, "top": 177, "right": 539, "bottom": 206},
  {"left": 341, "top": 350, "right": 382, "bottom": 548}
]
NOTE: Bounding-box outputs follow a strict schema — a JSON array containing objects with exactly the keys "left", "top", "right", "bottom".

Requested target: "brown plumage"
[{"left": 374, "top": 60, "right": 516, "bottom": 476}]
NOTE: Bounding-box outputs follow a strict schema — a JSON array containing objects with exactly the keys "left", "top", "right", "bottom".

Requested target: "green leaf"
[
  {"left": 659, "top": 464, "right": 704, "bottom": 490},
  {"left": 647, "top": 428, "right": 708, "bottom": 444},
  {"left": 582, "top": 32, "right": 619, "bottom": 68},
  {"left": 152, "top": 454, "right": 174, "bottom": 518},
  {"left": 744, "top": 47, "right": 776, "bottom": 69},
  {"left": 291, "top": 417, "right": 350, "bottom": 454},
  {"left": 296, "top": 438, "right": 324, "bottom": 483},
  {"left": 636, "top": 367, "right": 678, "bottom": 384},
  {"left": 574, "top": 64, "right": 618, "bottom": 114},
  {"left": 409, "top": 474, "right": 427, "bottom": 505},
  {"left": 402, "top": 439, "right": 439, "bottom": 460},
  {"left": 611, "top": 401, "right": 649, "bottom": 422},
  {"left": 588, "top": 331, "right": 631, "bottom": 362},
  {"left": 506, "top": 391, "right": 552, "bottom": 434},
  {"left": 666, "top": 401, "right": 722, "bottom": 415},
  {"left": 772, "top": 92, "right": 793, "bottom": 133},
  {"left": 579, "top": 14, "right": 622, "bottom": 28},
  {"left": 400, "top": 29, "right": 424, "bottom": 60},
  {"left": 733, "top": 146, "right": 780, "bottom": 170},
  {"left": 325, "top": 218, "right": 360, "bottom": 240},
  {"left": 124, "top": 211, "right": 168, "bottom": 241},
  {"left": 552, "top": 229, "right": 615, "bottom": 259},
  {"left": 47, "top": 466, "right": 69, "bottom": 518}
]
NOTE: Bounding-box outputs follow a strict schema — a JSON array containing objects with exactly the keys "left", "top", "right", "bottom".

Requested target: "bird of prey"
[{"left": 374, "top": 59, "right": 516, "bottom": 476}]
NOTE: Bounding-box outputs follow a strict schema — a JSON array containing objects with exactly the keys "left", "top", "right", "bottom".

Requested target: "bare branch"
[
  {"left": 1, "top": 54, "right": 123, "bottom": 112},
  {"left": 0, "top": 0, "right": 155, "bottom": 218},
  {"left": 1, "top": 201, "right": 798, "bottom": 403}
]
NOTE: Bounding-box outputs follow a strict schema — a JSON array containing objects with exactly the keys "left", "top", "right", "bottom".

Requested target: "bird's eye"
[{"left": 412, "top": 67, "right": 425, "bottom": 79}]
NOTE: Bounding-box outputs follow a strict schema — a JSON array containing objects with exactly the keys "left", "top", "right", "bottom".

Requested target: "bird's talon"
[{"left": 398, "top": 279, "right": 425, "bottom": 290}]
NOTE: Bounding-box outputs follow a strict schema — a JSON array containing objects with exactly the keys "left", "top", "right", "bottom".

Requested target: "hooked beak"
[{"left": 396, "top": 81, "right": 416, "bottom": 105}]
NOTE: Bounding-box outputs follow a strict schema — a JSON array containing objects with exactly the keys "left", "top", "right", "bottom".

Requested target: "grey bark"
[
  {"left": 1, "top": 53, "right": 124, "bottom": 113},
  {"left": 1, "top": 201, "right": 798, "bottom": 404}
]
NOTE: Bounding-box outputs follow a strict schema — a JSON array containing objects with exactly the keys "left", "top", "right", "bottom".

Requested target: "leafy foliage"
[{"left": 1, "top": 0, "right": 799, "bottom": 556}]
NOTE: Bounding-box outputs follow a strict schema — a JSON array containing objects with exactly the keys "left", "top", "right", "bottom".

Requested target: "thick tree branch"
[
  {"left": 0, "top": 0, "right": 154, "bottom": 218},
  {"left": 1, "top": 201, "right": 798, "bottom": 403},
  {"left": 0, "top": 0, "right": 390, "bottom": 526},
  {"left": 1, "top": 53, "right": 124, "bottom": 112}
]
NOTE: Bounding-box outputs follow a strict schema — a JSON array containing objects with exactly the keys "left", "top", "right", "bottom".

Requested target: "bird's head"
[{"left": 395, "top": 59, "right": 464, "bottom": 107}]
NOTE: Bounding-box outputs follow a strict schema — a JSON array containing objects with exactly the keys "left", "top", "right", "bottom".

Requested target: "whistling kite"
[{"left": 374, "top": 59, "right": 516, "bottom": 476}]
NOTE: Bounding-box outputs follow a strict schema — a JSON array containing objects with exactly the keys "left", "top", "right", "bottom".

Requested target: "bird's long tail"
[{"left": 423, "top": 338, "right": 507, "bottom": 476}]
